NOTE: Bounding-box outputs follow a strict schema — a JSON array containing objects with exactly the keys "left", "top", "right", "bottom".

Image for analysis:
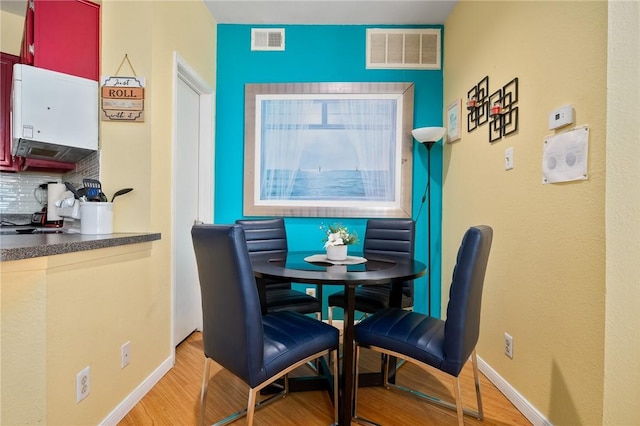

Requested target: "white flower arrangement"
[{"left": 320, "top": 223, "right": 359, "bottom": 249}]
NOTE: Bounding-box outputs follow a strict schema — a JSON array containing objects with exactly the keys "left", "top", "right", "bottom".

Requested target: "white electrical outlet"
[
  {"left": 76, "top": 366, "right": 90, "bottom": 403},
  {"left": 504, "top": 147, "right": 514, "bottom": 170},
  {"left": 121, "top": 341, "right": 131, "bottom": 368},
  {"left": 504, "top": 333, "right": 514, "bottom": 359},
  {"left": 305, "top": 287, "right": 316, "bottom": 298}
]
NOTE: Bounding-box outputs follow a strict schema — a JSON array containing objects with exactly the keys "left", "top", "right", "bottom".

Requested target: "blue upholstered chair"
[
  {"left": 236, "top": 218, "right": 322, "bottom": 319},
  {"left": 191, "top": 224, "right": 339, "bottom": 426},
  {"left": 327, "top": 219, "right": 415, "bottom": 325},
  {"left": 353, "top": 225, "right": 493, "bottom": 426}
]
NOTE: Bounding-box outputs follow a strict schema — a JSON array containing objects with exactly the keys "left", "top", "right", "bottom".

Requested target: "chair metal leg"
[
  {"left": 247, "top": 373, "right": 290, "bottom": 425},
  {"left": 332, "top": 349, "right": 339, "bottom": 422},
  {"left": 471, "top": 350, "right": 484, "bottom": 419},
  {"left": 363, "top": 345, "right": 483, "bottom": 422},
  {"left": 246, "top": 388, "right": 258, "bottom": 425},
  {"left": 200, "top": 358, "right": 212, "bottom": 426},
  {"left": 394, "top": 358, "right": 407, "bottom": 371},
  {"left": 206, "top": 350, "right": 332, "bottom": 426},
  {"left": 353, "top": 344, "right": 361, "bottom": 418},
  {"left": 382, "top": 353, "right": 390, "bottom": 388},
  {"left": 306, "top": 360, "right": 320, "bottom": 374},
  {"left": 351, "top": 345, "right": 384, "bottom": 426},
  {"left": 214, "top": 385, "right": 285, "bottom": 426},
  {"left": 453, "top": 376, "right": 464, "bottom": 426}
]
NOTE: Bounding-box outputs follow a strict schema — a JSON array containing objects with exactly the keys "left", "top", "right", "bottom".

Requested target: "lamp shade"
[{"left": 411, "top": 127, "right": 446, "bottom": 144}]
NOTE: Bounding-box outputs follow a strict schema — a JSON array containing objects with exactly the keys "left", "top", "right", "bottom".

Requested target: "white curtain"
[
  {"left": 260, "top": 100, "right": 314, "bottom": 199},
  {"left": 337, "top": 99, "right": 395, "bottom": 200}
]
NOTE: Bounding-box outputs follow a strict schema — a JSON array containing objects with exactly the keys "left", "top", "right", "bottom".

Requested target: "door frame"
[{"left": 171, "top": 52, "right": 214, "bottom": 355}]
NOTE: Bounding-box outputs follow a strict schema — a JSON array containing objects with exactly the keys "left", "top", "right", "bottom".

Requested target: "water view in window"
[{"left": 258, "top": 97, "right": 398, "bottom": 202}]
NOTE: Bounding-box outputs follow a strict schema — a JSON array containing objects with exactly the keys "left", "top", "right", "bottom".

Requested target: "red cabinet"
[
  {"left": 2, "top": 0, "right": 100, "bottom": 173},
  {"left": 21, "top": 0, "right": 100, "bottom": 81},
  {"left": 0, "top": 53, "right": 22, "bottom": 171}
]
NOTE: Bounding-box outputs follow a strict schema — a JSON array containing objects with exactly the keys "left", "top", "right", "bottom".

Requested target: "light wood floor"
[{"left": 119, "top": 332, "right": 531, "bottom": 426}]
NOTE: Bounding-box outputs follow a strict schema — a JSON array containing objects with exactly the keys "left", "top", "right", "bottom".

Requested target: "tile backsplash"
[{"left": 0, "top": 152, "right": 100, "bottom": 214}]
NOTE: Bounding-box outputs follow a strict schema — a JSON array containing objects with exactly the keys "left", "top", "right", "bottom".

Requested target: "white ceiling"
[
  {"left": 1, "top": 0, "right": 26, "bottom": 16},
  {"left": 204, "top": 0, "right": 457, "bottom": 25},
  {"left": 1, "top": 0, "right": 456, "bottom": 25}
]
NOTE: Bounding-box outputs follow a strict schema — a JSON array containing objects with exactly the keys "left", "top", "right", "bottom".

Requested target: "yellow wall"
[
  {"left": 1, "top": 0, "right": 216, "bottom": 424},
  {"left": 603, "top": 2, "right": 640, "bottom": 425},
  {"left": 1, "top": 259, "right": 47, "bottom": 424},
  {"left": 1, "top": 244, "right": 157, "bottom": 424},
  {"left": 100, "top": 0, "right": 216, "bottom": 231},
  {"left": 0, "top": 7, "right": 24, "bottom": 55},
  {"left": 45, "top": 245, "right": 160, "bottom": 424},
  {"left": 443, "top": 2, "right": 607, "bottom": 424}
]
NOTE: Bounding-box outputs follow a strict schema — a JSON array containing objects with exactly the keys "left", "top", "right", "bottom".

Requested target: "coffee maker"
[{"left": 31, "top": 183, "right": 63, "bottom": 227}]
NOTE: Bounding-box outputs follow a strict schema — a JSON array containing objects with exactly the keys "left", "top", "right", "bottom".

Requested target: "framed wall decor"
[
  {"left": 447, "top": 99, "right": 462, "bottom": 143},
  {"left": 243, "top": 82, "right": 415, "bottom": 218}
]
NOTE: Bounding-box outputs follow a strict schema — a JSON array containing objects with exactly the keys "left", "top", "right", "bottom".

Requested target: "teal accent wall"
[{"left": 215, "top": 24, "right": 444, "bottom": 317}]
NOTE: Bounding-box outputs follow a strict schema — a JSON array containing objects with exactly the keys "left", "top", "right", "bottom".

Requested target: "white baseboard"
[
  {"left": 99, "top": 355, "right": 174, "bottom": 426},
  {"left": 477, "top": 356, "right": 551, "bottom": 426}
]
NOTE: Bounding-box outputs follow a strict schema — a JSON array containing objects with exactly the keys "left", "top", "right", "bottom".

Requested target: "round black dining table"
[{"left": 251, "top": 251, "right": 427, "bottom": 426}]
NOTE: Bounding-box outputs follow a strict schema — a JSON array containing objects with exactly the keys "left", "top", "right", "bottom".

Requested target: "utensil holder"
[{"left": 80, "top": 202, "right": 113, "bottom": 234}]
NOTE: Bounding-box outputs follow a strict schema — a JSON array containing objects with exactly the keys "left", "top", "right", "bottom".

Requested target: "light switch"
[{"left": 505, "top": 147, "right": 514, "bottom": 170}]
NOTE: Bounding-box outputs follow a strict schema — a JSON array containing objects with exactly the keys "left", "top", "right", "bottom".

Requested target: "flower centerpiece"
[{"left": 321, "top": 223, "right": 358, "bottom": 261}]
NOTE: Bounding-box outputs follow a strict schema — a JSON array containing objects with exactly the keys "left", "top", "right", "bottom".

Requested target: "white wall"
[{"left": 603, "top": 1, "right": 640, "bottom": 425}]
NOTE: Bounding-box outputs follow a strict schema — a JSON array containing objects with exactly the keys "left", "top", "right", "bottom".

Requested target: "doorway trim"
[{"left": 171, "top": 52, "right": 214, "bottom": 356}]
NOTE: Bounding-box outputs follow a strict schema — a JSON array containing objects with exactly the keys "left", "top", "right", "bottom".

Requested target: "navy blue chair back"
[
  {"left": 442, "top": 225, "right": 493, "bottom": 375},
  {"left": 363, "top": 219, "right": 415, "bottom": 298},
  {"left": 191, "top": 224, "right": 264, "bottom": 385},
  {"left": 236, "top": 218, "right": 288, "bottom": 256},
  {"left": 236, "top": 218, "right": 289, "bottom": 290},
  {"left": 236, "top": 218, "right": 323, "bottom": 316}
]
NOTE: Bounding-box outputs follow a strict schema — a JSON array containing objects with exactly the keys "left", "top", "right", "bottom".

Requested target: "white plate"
[{"left": 304, "top": 254, "right": 367, "bottom": 265}]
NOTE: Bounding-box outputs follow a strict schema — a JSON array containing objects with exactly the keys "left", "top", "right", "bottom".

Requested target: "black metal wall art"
[
  {"left": 467, "top": 76, "right": 519, "bottom": 143},
  {"left": 466, "top": 76, "right": 489, "bottom": 132},
  {"left": 489, "top": 78, "right": 519, "bottom": 142}
]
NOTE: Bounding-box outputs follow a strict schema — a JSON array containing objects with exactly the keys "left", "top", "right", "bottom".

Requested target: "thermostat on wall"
[{"left": 549, "top": 105, "right": 574, "bottom": 130}]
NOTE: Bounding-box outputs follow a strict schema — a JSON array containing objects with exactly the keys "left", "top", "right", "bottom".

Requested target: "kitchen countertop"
[{"left": 0, "top": 232, "right": 162, "bottom": 262}]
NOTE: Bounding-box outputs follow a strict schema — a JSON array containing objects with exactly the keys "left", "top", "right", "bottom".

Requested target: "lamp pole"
[
  {"left": 411, "top": 126, "right": 445, "bottom": 318},
  {"left": 425, "top": 141, "right": 434, "bottom": 317}
]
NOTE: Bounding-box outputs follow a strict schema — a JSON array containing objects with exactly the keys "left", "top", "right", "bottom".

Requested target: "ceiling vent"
[
  {"left": 251, "top": 28, "right": 285, "bottom": 51},
  {"left": 366, "top": 28, "right": 441, "bottom": 70}
]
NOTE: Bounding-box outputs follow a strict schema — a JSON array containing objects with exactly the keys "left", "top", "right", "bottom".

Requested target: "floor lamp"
[{"left": 411, "top": 126, "right": 446, "bottom": 316}]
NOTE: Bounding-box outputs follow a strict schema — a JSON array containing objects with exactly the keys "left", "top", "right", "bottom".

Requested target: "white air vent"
[
  {"left": 366, "top": 28, "right": 441, "bottom": 70},
  {"left": 251, "top": 28, "right": 285, "bottom": 51}
]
